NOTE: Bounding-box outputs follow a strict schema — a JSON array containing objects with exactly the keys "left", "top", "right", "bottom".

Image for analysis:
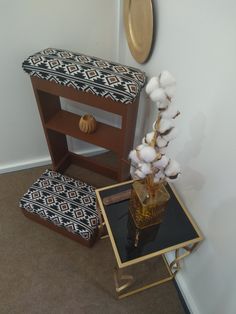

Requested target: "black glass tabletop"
[{"left": 98, "top": 182, "right": 201, "bottom": 265}]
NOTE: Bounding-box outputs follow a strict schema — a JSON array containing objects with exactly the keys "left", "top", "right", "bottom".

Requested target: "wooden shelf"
[
  {"left": 45, "top": 110, "right": 122, "bottom": 154},
  {"left": 32, "top": 77, "right": 140, "bottom": 181}
]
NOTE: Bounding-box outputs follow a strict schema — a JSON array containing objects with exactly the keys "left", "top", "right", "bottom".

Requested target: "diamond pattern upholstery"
[
  {"left": 19, "top": 170, "right": 99, "bottom": 241},
  {"left": 22, "top": 48, "right": 146, "bottom": 104}
]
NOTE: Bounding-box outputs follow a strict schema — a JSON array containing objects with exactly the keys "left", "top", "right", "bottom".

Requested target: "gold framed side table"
[{"left": 96, "top": 180, "right": 203, "bottom": 299}]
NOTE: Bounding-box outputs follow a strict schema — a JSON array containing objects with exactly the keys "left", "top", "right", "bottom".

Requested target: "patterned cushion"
[
  {"left": 19, "top": 169, "right": 98, "bottom": 241},
  {"left": 22, "top": 48, "right": 146, "bottom": 104}
]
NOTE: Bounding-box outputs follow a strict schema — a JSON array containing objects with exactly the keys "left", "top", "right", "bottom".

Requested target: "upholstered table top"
[{"left": 22, "top": 48, "right": 146, "bottom": 104}]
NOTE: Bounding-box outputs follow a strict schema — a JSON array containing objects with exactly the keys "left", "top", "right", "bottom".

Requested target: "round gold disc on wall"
[{"left": 123, "top": 0, "right": 154, "bottom": 64}]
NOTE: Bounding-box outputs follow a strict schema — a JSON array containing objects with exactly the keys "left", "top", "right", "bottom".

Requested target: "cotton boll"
[
  {"left": 145, "top": 131, "right": 155, "bottom": 144},
  {"left": 150, "top": 88, "right": 166, "bottom": 103},
  {"left": 159, "top": 147, "right": 168, "bottom": 154},
  {"left": 136, "top": 144, "right": 146, "bottom": 151},
  {"left": 129, "top": 165, "right": 136, "bottom": 178},
  {"left": 159, "top": 71, "right": 176, "bottom": 88},
  {"left": 145, "top": 77, "right": 159, "bottom": 95},
  {"left": 139, "top": 146, "right": 157, "bottom": 163},
  {"left": 154, "top": 171, "right": 165, "bottom": 183},
  {"left": 153, "top": 155, "right": 169, "bottom": 169},
  {"left": 156, "top": 98, "right": 170, "bottom": 110},
  {"left": 164, "top": 85, "right": 176, "bottom": 98},
  {"left": 164, "top": 159, "right": 181, "bottom": 177},
  {"left": 129, "top": 150, "right": 140, "bottom": 164},
  {"left": 163, "top": 127, "right": 178, "bottom": 141},
  {"left": 134, "top": 169, "right": 146, "bottom": 179},
  {"left": 161, "top": 105, "right": 180, "bottom": 119},
  {"left": 156, "top": 136, "right": 168, "bottom": 148},
  {"left": 138, "top": 162, "right": 152, "bottom": 175},
  {"left": 158, "top": 118, "right": 174, "bottom": 134}
]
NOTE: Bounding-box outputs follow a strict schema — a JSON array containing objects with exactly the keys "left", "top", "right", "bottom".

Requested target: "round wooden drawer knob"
[{"left": 79, "top": 114, "right": 97, "bottom": 134}]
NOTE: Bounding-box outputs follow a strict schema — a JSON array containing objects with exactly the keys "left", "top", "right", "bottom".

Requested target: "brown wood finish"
[
  {"left": 45, "top": 110, "right": 122, "bottom": 154},
  {"left": 22, "top": 209, "right": 97, "bottom": 247},
  {"left": 118, "top": 96, "right": 139, "bottom": 181},
  {"left": 103, "top": 189, "right": 131, "bottom": 205},
  {"left": 31, "top": 77, "right": 140, "bottom": 181}
]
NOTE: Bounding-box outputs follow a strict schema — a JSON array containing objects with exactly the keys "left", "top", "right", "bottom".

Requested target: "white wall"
[
  {"left": 0, "top": 0, "right": 118, "bottom": 173},
  {"left": 118, "top": 1, "right": 236, "bottom": 313}
]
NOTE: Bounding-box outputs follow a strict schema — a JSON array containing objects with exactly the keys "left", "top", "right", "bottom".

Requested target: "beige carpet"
[{"left": 0, "top": 165, "right": 186, "bottom": 314}]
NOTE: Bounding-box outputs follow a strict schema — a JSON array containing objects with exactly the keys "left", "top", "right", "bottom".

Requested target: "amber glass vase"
[{"left": 129, "top": 177, "right": 170, "bottom": 230}]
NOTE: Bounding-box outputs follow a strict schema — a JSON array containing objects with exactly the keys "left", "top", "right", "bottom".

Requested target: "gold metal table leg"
[
  {"left": 114, "top": 266, "right": 134, "bottom": 295},
  {"left": 169, "top": 243, "right": 198, "bottom": 275},
  {"left": 96, "top": 201, "right": 109, "bottom": 239},
  {"left": 113, "top": 259, "right": 173, "bottom": 299},
  {"left": 113, "top": 244, "right": 199, "bottom": 299}
]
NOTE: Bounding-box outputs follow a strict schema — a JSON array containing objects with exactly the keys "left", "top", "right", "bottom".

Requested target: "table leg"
[
  {"left": 170, "top": 243, "right": 198, "bottom": 275},
  {"left": 113, "top": 245, "right": 199, "bottom": 299},
  {"left": 113, "top": 260, "right": 173, "bottom": 299},
  {"left": 96, "top": 201, "right": 108, "bottom": 238},
  {"left": 114, "top": 266, "right": 134, "bottom": 296}
]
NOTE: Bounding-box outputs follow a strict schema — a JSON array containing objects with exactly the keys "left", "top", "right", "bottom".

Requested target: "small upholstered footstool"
[{"left": 19, "top": 169, "right": 99, "bottom": 247}]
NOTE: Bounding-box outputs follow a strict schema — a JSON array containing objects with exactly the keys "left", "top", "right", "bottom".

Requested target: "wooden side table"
[
  {"left": 31, "top": 77, "right": 139, "bottom": 181},
  {"left": 23, "top": 48, "right": 146, "bottom": 181},
  {"left": 96, "top": 181, "right": 203, "bottom": 299}
]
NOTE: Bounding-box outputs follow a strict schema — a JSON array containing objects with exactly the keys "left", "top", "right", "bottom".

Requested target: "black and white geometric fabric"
[
  {"left": 22, "top": 48, "right": 146, "bottom": 104},
  {"left": 19, "top": 169, "right": 98, "bottom": 241}
]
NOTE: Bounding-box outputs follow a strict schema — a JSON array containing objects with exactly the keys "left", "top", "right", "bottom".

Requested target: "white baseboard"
[
  {"left": 165, "top": 252, "right": 200, "bottom": 314},
  {"left": 80, "top": 147, "right": 107, "bottom": 157},
  {"left": 0, "top": 156, "right": 51, "bottom": 174},
  {"left": 0, "top": 147, "right": 107, "bottom": 175}
]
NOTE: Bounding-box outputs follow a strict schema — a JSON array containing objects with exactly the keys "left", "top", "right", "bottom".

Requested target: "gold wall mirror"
[{"left": 124, "top": 0, "right": 154, "bottom": 64}]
